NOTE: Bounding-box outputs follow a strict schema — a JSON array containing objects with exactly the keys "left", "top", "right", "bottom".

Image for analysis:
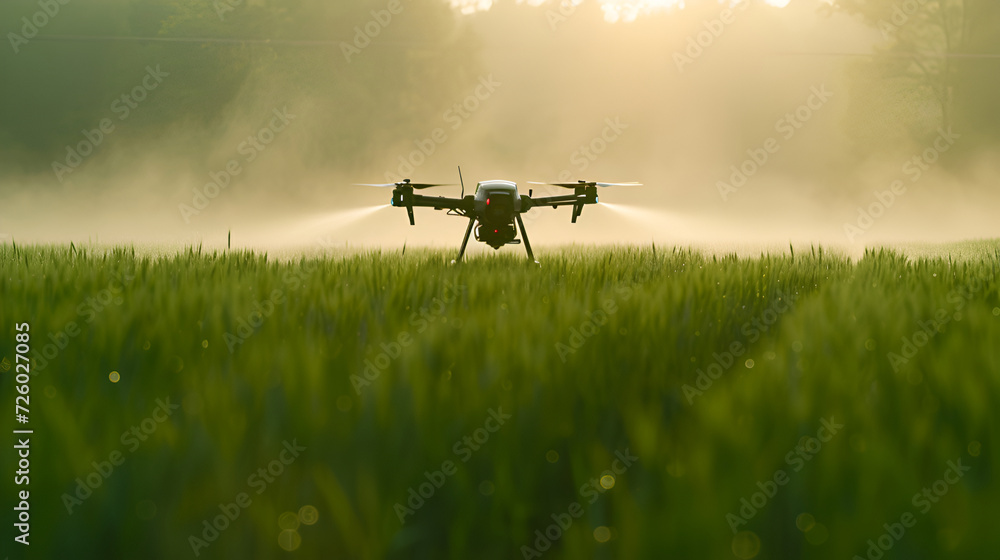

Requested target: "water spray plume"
[{"left": 250, "top": 205, "right": 388, "bottom": 248}]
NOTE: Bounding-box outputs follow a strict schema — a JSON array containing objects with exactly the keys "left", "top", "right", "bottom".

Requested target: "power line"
[{"left": 31, "top": 34, "right": 442, "bottom": 47}]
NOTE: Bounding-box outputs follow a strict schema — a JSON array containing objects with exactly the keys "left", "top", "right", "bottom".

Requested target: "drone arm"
[
  {"left": 391, "top": 187, "right": 474, "bottom": 225},
  {"left": 408, "top": 193, "right": 475, "bottom": 212},
  {"left": 524, "top": 185, "right": 598, "bottom": 208},
  {"left": 523, "top": 194, "right": 580, "bottom": 208},
  {"left": 522, "top": 186, "right": 598, "bottom": 223},
  {"left": 413, "top": 194, "right": 474, "bottom": 210}
]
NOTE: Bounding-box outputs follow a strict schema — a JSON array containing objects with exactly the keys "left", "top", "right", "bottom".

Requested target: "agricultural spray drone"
[{"left": 358, "top": 169, "right": 640, "bottom": 262}]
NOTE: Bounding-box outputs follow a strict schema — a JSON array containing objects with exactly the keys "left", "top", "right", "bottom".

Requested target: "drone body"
[{"left": 362, "top": 170, "right": 639, "bottom": 262}]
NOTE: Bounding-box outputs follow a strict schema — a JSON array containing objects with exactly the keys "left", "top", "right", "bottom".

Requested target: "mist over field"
[
  {"left": 4, "top": 4, "right": 1000, "bottom": 559},
  {"left": 1, "top": 0, "right": 998, "bottom": 251}
]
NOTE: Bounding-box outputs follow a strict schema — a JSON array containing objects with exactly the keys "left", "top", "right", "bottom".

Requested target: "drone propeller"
[
  {"left": 355, "top": 179, "right": 454, "bottom": 189},
  {"left": 528, "top": 181, "right": 642, "bottom": 188}
]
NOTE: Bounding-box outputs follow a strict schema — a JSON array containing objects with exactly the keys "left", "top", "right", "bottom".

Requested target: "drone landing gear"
[
  {"left": 515, "top": 214, "right": 539, "bottom": 264},
  {"left": 454, "top": 217, "right": 476, "bottom": 263},
  {"left": 453, "top": 215, "right": 539, "bottom": 265}
]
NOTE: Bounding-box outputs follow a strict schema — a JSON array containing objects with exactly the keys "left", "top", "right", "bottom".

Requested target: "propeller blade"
[
  {"left": 354, "top": 181, "right": 455, "bottom": 189},
  {"left": 528, "top": 181, "right": 642, "bottom": 188},
  {"left": 408, "top": 183, "right": 456, "bottom": 189},
  {"left": 527, "top": 181, "right": 589, "bottom": 188}
]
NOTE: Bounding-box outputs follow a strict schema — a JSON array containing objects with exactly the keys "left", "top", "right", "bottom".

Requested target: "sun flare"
[{"left": 448, "top": 0, "right": 791, "bottom": 22}]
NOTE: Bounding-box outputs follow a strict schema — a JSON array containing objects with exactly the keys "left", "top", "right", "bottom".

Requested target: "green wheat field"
[{"left": 2, "top": 242, "right": 999, "bottom": 560}]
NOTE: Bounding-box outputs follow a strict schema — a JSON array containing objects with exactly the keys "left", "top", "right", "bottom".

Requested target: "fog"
[{"left": 1, "top": 0, "right": 998, "bottom": 255}]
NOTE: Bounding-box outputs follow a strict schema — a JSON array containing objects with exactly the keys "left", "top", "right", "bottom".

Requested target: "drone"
[{"left": 358, "top": 169, "right": 640, "bottom": 263}]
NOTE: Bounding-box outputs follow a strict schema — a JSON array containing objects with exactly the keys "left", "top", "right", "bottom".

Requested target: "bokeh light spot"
[
  {"left": 278, "top": 529, "right": 301, "bottom": 551},
  {"left": 600, "top": 474, "right": 615, "bottom": 489},
  {"left": 593, "top": 526, "right": 611, "bottom": 543},
  {"left": 109, "top": 371, "right": 120, "bottom": 383},
  {"left": 968, "top": 441, "right": 982, "bottom": 457},
  {"left": 298, "top": 505, "right": 319, "bottom": 525},
  {"left": 732, "top": 531, "right": 761, "bottom": 559},
  {"left": 546, "top": 450, "right": 559, "bottom": 463},
  {"left": 796, "top": 513, "right": 815, "bottom": 532}
]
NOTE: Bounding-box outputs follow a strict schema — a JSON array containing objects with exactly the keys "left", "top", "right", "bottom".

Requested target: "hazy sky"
[{"left": 1, "top": 0, "right": 997, "bottom": 254}]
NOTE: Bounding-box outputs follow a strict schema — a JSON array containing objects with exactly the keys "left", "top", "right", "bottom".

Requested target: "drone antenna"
[{"left": 458, "top": 166, "right": 465, "bottom": 198}]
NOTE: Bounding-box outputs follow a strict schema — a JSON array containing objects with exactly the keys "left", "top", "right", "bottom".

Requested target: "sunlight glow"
[
  {"left": 449, "top": 0, "right": 494, "bottom": 15},
  {"left": 447, "top": 0, "right": 793, "bottom": 21},
  {"left": 601, "top": 0, "right": 685, "bottom": 23}
]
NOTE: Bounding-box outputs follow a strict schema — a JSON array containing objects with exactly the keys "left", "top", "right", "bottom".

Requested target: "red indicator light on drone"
[{"left": 487, "top": 198, "right": 490, "bottom": 205}]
